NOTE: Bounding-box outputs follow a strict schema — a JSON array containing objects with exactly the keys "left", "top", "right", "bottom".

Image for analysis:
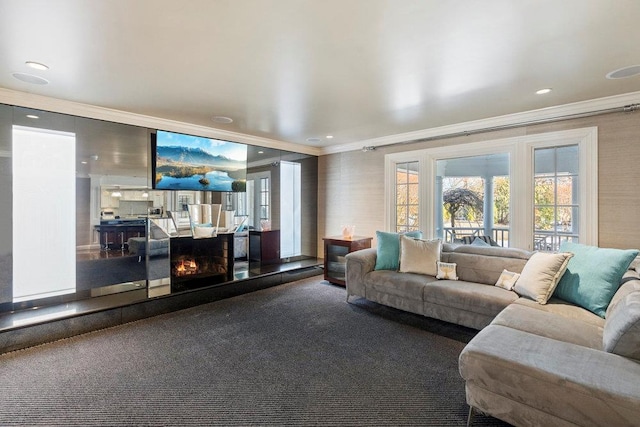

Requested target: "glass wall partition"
[{"left": 0, "top": 103, "right": 317, "bottom": 314}]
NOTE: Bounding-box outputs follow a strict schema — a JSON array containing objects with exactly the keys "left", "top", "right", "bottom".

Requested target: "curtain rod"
[{"left": 362, "top": 103, "right": 640, "bottom": 152}]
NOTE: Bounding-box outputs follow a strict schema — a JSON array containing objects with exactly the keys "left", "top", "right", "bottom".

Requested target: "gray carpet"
[{"left": 0, "top": 276, "right": 509, "bottom": 426}]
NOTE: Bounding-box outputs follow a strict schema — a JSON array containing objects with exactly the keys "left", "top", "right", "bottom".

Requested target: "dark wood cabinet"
[
  {"left": 323, "top": 235, "right": 372, "bottom": 286},
  {"left": 249, "top": 230, "right": 281, "bottom": 264}
]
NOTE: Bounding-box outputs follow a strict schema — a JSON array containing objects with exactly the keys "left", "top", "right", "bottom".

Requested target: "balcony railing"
[
  {"left": 443, "top": 227, "right": 509, "bottom": 247},
  {"left": 533, "top": 232, "right": 577, "bottom": 252},
  {"left": 443, "top": 226, "right": 577, "bottom": 251}
]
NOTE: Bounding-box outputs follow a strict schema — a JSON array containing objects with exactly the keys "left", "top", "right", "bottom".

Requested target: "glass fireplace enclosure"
[{"left": 0, "top": 103, "right": 318, "bottom": 313}]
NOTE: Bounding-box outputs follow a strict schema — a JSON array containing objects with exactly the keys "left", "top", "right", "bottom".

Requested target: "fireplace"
[
  {"left": 170, "top": 234, "right": 234, "bottom": 291},
  {"left": 173, "top": 257, "right": 199, "bottom": 277}
]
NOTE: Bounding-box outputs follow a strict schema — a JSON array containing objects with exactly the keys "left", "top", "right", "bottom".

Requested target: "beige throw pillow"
[
  {"left": 514, "top": 252, "right": 573, "bottom": 304},
  {"left": 495, "top": 269, "right": 520, "bottom": 291},
  {"left": 436, "top": 262, "right": 458, "bottom": 280},
  {"left": 399, "top": 235, "right": 441, "bottom": 276}
]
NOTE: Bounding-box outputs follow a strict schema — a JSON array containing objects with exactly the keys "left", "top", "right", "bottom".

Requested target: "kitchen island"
[{"left": 95, "top": 219, "right": 146, "bottom": 250}]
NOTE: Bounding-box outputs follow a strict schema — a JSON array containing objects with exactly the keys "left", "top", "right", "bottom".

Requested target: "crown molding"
[
  {"left": 3, "top": 87, "right": 638, "bottom": 158},
  {"left": 322, "top": 91, "right": 640, "bottom": 155},
  {"left": 0, "top": 88, "right": 322, "bottom": 157}
]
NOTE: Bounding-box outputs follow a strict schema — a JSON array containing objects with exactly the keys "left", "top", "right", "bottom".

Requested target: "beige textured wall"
[{"left": 318, "top": 111, "right": 640, "bottom": 253}]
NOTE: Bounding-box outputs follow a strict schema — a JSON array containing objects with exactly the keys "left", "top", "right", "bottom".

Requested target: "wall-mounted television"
[{"left": 152, "top": 130, "right": 247, "bottom": 192}]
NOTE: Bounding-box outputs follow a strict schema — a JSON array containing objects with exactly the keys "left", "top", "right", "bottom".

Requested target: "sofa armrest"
[{"left": 345, "top": 247, "right": 377, "bottom": 298}]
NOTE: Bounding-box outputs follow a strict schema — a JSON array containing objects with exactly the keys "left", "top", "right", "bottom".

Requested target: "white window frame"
[{"left": 385, "top": 127, "right": 598, "bottom": 250}]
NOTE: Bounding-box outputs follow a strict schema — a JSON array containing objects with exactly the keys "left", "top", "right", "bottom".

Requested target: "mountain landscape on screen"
[{"left": 154, "top": 131, "right": 247, "bottom": 192}]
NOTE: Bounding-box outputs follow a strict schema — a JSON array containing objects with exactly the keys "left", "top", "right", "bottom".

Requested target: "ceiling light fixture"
[
  {"left": 26, "top": 114, "right": 39, "bottom": 119},
  {"left": 536, "top": 88, "right": 552, "bottom": 95},
  {"left": 81, "top": 161, "right": 87, "bottom": 164},
  {"left": 258, "top": 150, "right": 264, "bottom": 154},
  {"left": 306, "top": 137, "right": 321, "bottom": 143},
  {"left": 25, "top": 61, "right": 49, "bottom": 71},
  {"left": 606, "top": 65, "right": 640, "bottom": 79},
  {"left": 212, "top": 116, "right": 233, "bottom": 124},
  {"left": 326, "top": 135, "right": 334, "bottom": 139},
  {"left": 12, "top": 72, "right": 49, "bottom": 85}
]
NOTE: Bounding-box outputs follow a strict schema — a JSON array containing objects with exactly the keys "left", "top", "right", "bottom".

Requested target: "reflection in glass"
[{"left": 0, "top": 103, "right": 318, "bottom": 317}]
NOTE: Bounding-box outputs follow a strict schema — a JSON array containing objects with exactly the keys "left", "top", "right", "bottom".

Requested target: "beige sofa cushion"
[
  {"left": 513, "top": 297, "right": 605, "bottom": 328},
  {"left": 603, "top": 279, "right": 640, "bottom": 360},
  {"left": 442, "top": 244, "right": 531, "bottom": 285},
  {"left": 398, "top": 236, "right": 440, "bottom": 276},
  {"left": 364, "top": 270, "right": 437, "bottom": 301},
  {"left": 514, "top": 252, "right": 572, "bottom": 304},
  {"left": 423, "top": 280, "right": 518, "bottom": 318},
  {"left": 492, "top": 303, "right": 604, "bottom": 349}
]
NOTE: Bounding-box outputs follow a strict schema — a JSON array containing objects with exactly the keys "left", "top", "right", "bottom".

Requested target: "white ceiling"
[{"left": 1, "top": 0, "right": 640, "bottom": 154}]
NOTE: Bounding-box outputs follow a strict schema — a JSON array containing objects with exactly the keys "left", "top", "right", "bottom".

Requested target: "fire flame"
[{"left": 175, "top": 259, "right": 198, "bottom": 276}]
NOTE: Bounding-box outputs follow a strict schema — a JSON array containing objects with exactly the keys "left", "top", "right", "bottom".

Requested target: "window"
[
  {"left": 395, "top": 161, "right": 419, "bottom": 232},
  {"left": 13, "top": 126, "right": 76, "bottom": 302},
  {"left": 436, "top": 153, "right": 510, "bottom": 246},
  {"left": 280, "top": 161, "right": 301, "bottom": 258},
  {"left": 233, "top": 191, "right": 248, "bottom": 216},
  {"left": 260, "top": 177, "right": 270, "bottom": 220},
  {"left": 534, "top": 145, "right": 579, "bottom": 251},
  {"left": 246, "top": 171, "right": 270, "bottom": 229},
  {"left": 385, "top": 127, "right": 598, "bottom": 250}
]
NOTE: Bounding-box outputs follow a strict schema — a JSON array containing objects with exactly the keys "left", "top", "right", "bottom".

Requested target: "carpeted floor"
[{"left": 0, "top": 275, "right": 509, "bottom": 426}]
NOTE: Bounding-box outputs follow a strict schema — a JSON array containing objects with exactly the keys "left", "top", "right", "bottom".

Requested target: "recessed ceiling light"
[
  {"left": 26, "top": 114, "right": 39, "bottom": 119},
  {"left": 326, "top": 135, "right": 334, "bottom": 139},
  {"left": 81, "top": 161, "right": 88, "bottom": 164},
  {"left": 258, "top": 150, "right": 264, "bottom": 154},
  {"left": 536, "top": 88, "right": 552, "bottom": 95},
  {"left": 12, "top": 72, "right": 49, "bottom": 85},
  {"left": 306, "top": 137, "right": 321, "bottom": 143},
  {"left": 212, "top": 116, "right": 233, "bottom": 124},
  {"left": 25, "top": 61, "right": 49, "bottom": 71},
  {"left": 606, "top": 65, "right": 640, "bottom": 79}
]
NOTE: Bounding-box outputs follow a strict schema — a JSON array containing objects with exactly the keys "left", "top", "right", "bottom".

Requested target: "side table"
[
  {"left": 249, "top": 230, "right": 281, "bottom": 264},
  {"left": 323, "top": 235, "right": 372, "bottom": 286}
]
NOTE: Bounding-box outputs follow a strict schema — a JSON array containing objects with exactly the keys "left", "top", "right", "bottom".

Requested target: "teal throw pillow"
[
  {"left": 554, "top": 242, "right": 639, "bottom": 317},
  {"left": 375, "top": 230, "right": 422, "bottom": 271}
]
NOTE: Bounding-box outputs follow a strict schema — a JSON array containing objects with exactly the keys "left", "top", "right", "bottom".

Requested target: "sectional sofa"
[{"left": 345, "top": 239, "right": 640, "bottom": 426}]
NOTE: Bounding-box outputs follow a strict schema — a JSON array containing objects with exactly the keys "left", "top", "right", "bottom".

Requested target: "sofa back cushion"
[
  {"left": 398, "top": 236, "right": 441, "bottom": 276},
  {"left": 603, "top": 274, "right": 640, "bottom": 360},
  {"left": 374, "top": 230, "right": 422, "bottom": 271},
  {"left": 554, "top": 242, "right": 639, "bottom": 318},
  {"left": 513, "top": 252, "right": 573, "bottom": 304},
  {"left": 441, "top": 244, "right": 532, "bottom": 285}
]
